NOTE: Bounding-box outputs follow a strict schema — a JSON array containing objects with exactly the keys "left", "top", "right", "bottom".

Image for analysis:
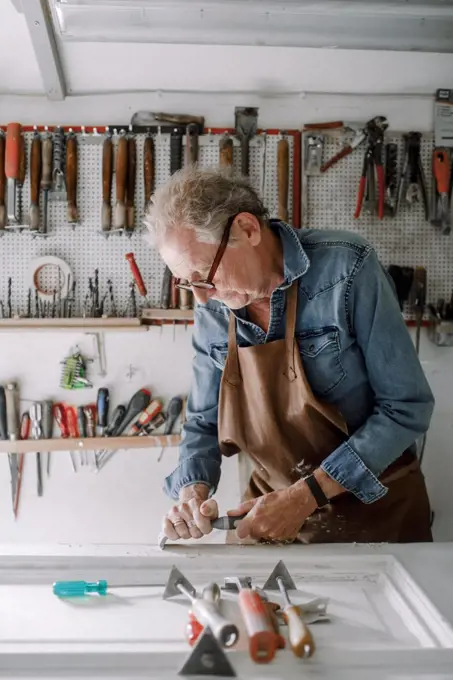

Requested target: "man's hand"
[
  {"left": 227, "top": 481, "right": 318, "bottom": 542},
  {"left": 163, "top": 483, "right": 219, "bottom": 541}
]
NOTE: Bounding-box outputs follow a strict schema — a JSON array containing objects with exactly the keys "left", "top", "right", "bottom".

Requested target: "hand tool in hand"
[
  {"left": 223, "top": 576, "right": 277, "bottom": 663},
  {"left": 219, "top": 134, "right": 233, "bottom": 169},
  {"left": 114, "top": 131, "right": 128, "bottom": 230},
  {"left": 125, "top": 252, "right": 151, "bottom": 306},
  {"left": 185, "top": 122, "right": 199, "bottom": 166},
  {"left": 143, "top": 133, "right": 154, "bottom": 211},
  {"left": 397, "top": 132, "right": 429, "bottom": 220},
  {"left": 157, "top": 396, "right": 183, "bottom": 462},
  {"left": 384, "top": 143, "right": 398, "bottom": 217},
  {"left": 0, "top": 130, "right": 6, "bottom": 230},
  {"left": 235, "top": 107, "right": 258, "bottom": 177},
  {"left": 277, "top": 136, "right": 289, "bottom": 222},
  {"left": 432, "top": 148, "right": 451, "bottom": 235},
  {"left": 41, "top": 400, "right": 53, "bottom": 477},
  {"left": 96, "top": 388, "right": 109, "bottom": 436},
  {"left": 14, "top": 412, "right": 31, "bottom": 519},
  {"left": 164, "top": 567, "right": 239, "bottom": 648},
  {"left": 101, "top": 131, "right": 113, "bottom": 233},
  {"left": 5, "top": 123, "right": 22, "bottom": 226},
  {"left": 65, "top": 130, "right": 79, "bottom": 225},
  {"left": 387, "top": 265, "right": 414, "bottom": 311},
  {"left": 77, "top": 406, "right": 88, "bottom": 465},
  {"left": 30, "top": 402, "right": 44, "bottom": 497},
  {"left": 125, "top": 399, "right": 163, "bottom": 435},
  {"left": 409, "top": 266, "right": 427, "bottom": 356},
  {"left": 54, "top": 403, "right": 77, "bottom": 472},
  {"left": 126, "top": 133, "right": 136, "bottom": 233},
  {"left": 354, "top": 116, "right": 388, "bottom": 220},
  {"left": 52, "top": 126, "right": 66, "bottom": 195},
  {"left": 53, "top": 578, "right": 166, "bottom": 598},
  {"left": 262, "top": 560, "right": 314, "bottom": 658},
  {"left": 158, "top": 514, "right": 246, "bottom": 549},
  {"left": 40, "top": 130, "right": 53, "bottom": 235}
]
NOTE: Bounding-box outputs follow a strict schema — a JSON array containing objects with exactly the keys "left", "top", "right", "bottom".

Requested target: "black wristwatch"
[{"left": 303, "top": 473, "right": 330, "bottom": 508}]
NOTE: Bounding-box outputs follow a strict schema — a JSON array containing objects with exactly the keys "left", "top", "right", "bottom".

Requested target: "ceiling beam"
[{"left": 13, "top": 0, "right": 66, "bottom": 100}]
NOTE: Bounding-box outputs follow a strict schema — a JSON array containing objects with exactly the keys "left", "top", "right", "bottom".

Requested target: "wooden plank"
[
  {"left": 141, "top": 309, "right": 194, "bottom": 321},
  {"left": 0, "top": 318, "right": 147, "bottom": 332},
  {"left": 0, "top": 435, "right": 181, "bottom": 454}
]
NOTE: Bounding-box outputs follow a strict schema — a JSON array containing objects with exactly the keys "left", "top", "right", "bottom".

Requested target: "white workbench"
[{"left": 0, "top": 542, "right": 452, "bottom": 679}]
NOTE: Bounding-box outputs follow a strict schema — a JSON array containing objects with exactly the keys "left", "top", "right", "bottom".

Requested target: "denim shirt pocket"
[
  {"left": 208, "top": 342, "right": 229, "bottom": 370},
  {"left": 296, "top": 327, "right": 346, "bottom": 396}
]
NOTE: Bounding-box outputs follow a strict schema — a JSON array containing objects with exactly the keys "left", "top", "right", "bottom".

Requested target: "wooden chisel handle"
[
  {"left": 178, "top": 284, "right": 192, "bottom": 310},
  {"left": 125, "top": 252, "right": 147, "bottom": 297},
  {"left": 277, "top": 138, "right": 289, "bottom": 222},
  {"left": 41, "top": 134, "right": 53, "bottom": 191},
  {"left": 114, "top": 133, "right": 128, "bottom": 229},
  {"left": 66, "top": 132, "right": 79, "bottom": 223},
  {"left": 283, "top": 605, "right": 315, "bottom": 658},
  {"left": 126, "top": 136, "right": 136, "bottom": 231},
  {"left": 19, "top": 134, "right": 26, "bottom": 186},
  {"left": 219, "top": 136, "right": 233, "bottom": 168},
  {"left": 160, "top": 266, "right": 172, "bottom": 309},
  {"left": 0, "top": 132, "right": 6, "bottom": 229},
  {"left": 143, "top": 135, "right": 154, "bottom": 209},
  {"left": 5, "top": 123, "right": 21, "bottom": 180},
  {"left": 101, "top": 134, "right": 113, "bottom": 232},
  {"left": 29, "top": 132, "right": 42, "bottom": 231},
  {"left": 185, "top": 123, "right": 199, "bottom": 166},
  {"left": 170, "top": 276, "right": 179, "bottom": 309}
]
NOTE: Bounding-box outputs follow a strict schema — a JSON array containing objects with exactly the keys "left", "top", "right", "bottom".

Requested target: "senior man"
[{"left": 146, "top": 167, "right": 434, "bottom": 544}]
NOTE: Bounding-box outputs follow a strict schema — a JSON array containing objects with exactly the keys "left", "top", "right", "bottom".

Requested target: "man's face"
[{"left": 158, "top": 214, "right": 269, "bottom": 309}]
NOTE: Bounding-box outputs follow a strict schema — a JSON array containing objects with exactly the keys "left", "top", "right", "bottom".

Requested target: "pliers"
[
  {"left": 397, "top": 132, "right": 429, "bottom": 221},
  {"left": 354, "top": 117, "right": 388, "bottom": 220}
]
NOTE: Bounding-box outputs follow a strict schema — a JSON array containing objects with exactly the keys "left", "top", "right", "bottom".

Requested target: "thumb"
[
  {"left": 200, "top": 499, "right": 219, "bottom": 518},
  {"left": 227, "top": 499, "right": 257, "bottom": 517}
]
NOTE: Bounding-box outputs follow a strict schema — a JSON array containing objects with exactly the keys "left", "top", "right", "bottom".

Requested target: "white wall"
[{"left": 0, "top": 1, "right": 452, "bottom": 544}]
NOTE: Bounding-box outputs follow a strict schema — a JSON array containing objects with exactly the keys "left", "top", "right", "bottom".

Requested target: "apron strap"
[
  {"left": 284, "top": 282, "right": 298, "bottom": 382},
  {"left": 226, "top": 310, "right": 241, "bottom": 385}
]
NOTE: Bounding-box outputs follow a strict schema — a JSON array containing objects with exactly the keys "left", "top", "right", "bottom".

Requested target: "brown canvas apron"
[{"left": 218, "top": 282, "right": 432, "bottom": 543}]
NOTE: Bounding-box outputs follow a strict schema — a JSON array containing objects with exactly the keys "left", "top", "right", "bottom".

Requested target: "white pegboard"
[
  {"left": 0, "top": 130, "right": 294, "bottom": 316},
  {"left": 302, "top": 131, "right": 453, "bottom": 317}
]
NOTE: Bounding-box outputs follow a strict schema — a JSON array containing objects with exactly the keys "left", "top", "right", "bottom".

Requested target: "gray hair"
[{"left": 144, "top": 166, "right": 268, "bottom": 245}]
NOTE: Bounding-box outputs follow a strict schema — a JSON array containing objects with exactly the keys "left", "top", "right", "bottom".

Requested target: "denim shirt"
[{"left": 164, "top": 221, "right": 434, "bottom": 504}]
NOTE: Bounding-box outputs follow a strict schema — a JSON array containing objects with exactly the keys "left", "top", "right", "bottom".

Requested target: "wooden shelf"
[
  {"left": 142, "top": 309, "right": 194, "bottom": 323},
  {"left": 0, "top": 435, "right": 181, "bottom": 454},
  {"left": 0, "top": 318, "right": 147, "bottom": 332}
]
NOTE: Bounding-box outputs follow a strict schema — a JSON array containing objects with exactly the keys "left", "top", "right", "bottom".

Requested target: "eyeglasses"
[{"left": 175, "top": 214, "right": 236, "bottom": 291}]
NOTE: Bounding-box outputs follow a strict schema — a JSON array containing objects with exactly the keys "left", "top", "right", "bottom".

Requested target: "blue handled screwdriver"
[{"left": 53, "top": 579, "right": 165, "bottom": 598}]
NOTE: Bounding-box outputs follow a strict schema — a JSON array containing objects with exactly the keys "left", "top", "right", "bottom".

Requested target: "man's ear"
[{"left": 233, "top": 212, "right": 262, "bottom": 246}]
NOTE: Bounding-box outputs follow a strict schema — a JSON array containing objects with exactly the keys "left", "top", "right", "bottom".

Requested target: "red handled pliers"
[{"left": 354, "top": 117, "right": 388, "bottom": 220}]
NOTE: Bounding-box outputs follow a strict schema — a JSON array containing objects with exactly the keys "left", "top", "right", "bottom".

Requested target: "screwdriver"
[
  {"left": 77, "top": 406, "right": 87, "bottom": 465},
  {"left": 53, "top": 579, "right": 166, "bottom": 598},
  {"left": 94, "top": 404, "right": 126, "bottom": 469},
  {"left": 54, "top": 403, "right": 77, "bottom": 472},
  {"left": 111, "top": 388, "right": 151, "bottom": 436},
  {"left": 125, "top": 399, "right": 163, "bottom": 435},
  {"left": 157, "top": 396, "right": 183, "bottom": 462},
  {"left": 14, "top": 412, "right": 30, "bottom": 519},
  {"left": 5, "top": 383, "right": 20, "bottom": 510},
  {"left": 276, "top": 576, "right": 315, "bottom": 658},
  {"left": 97, "top": 387, "right": 109, "bottom": 435},
  {"left": 41, "top": 400, "right": 53, "bottom": 477},
  {"left": 125, "top": 252, "right": 152, "bottom": 307}
]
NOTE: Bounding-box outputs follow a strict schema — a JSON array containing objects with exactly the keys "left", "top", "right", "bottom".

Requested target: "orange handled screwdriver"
[
  {"left": 226, "top": 577, "right": 277, "bottom": 663},
  {"left": 433, "top": 149, "right": 451, "bottom": 235},
  {"left": 125, "top": 252, "right": 151, "bottom": 307}
]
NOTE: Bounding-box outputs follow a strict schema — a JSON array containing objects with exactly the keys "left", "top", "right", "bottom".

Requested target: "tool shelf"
[
  {"left": 0, "top": 434, "right": 182, "bottom": 454},
  {"left": 0, "top": 310, "right": 195, "bottom": 331}
]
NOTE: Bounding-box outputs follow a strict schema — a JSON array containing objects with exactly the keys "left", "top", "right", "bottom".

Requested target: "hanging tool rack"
[{"left": 0, "top": 122, "right": 301, "bottom": 331}]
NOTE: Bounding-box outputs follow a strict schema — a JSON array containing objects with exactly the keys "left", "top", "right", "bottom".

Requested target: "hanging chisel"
[
  {"left": 125, "top": 252, "right": 152, "bottom": 307},
  {"left": 235, "top": 107, "right": 258, "bottom": 177},
  {"left": 30, "top": 402, "right": 43, "bottom": 497},
  {"left": 157, "top": 396, "right": 183, "bottom": 462},
  {"left": 66, "top": 131, "right": 79, "bottom": 225},
  {"left": 14, "top": 412, "right": 30, "bottom": 519},
  {"left": 96, "top": 387, "right": 110, "bottom": 436},
  {"left": 77, "top": 406, "right": 88, "bottom": 465},
  {"left": 0, "top": 385, "right": 16, "bottom": 511},
  {"left": 40, "top": 130, "right": 53, "bottom": 235},
  {"left": 0, "top": 130, "right": 6, "bottom": 230},
  {"left": 84, "top": 405, "right": 96, "bottom": 466},
  {"left": 185, "top": 122, "right": 199, "bottom": 166},
  {"left": 94, "top": 404, "right": 125, "bottom": 469},
  {"left": 144, "top": 133, "right": 154, "bottom": 212},
  {"left": 219, "top": 134, "right": 233, "bottom": 169},
  {"left": 114, "top": 131, "right": 128, "bottom": 231},
  {"left": 54, "top": 403, "right": 77, "bottom": 472},
  {"left": 126, "top": 133, "right": 136, "bottom": 233},
  {"left": 29, "top": 130, "right": 42, "bottom": 232},
  {"left": 101, "top": 131, "right": 113, "bottom": 233},
  {"left": 277, "top": 136, "right": 289, "bottom": 222},
  {"left": 5, "top": 122, "right": 22, "bottom": 225},
  {"left": 41, "top": 400, "right": 53, "bottom": 477},
  {"left": 52, "top": 126, "right": 66, "bottom": 195}
]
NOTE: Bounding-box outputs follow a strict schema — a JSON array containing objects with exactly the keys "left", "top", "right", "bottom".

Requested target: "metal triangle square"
[
  {"left": 178, "top": 626, "right": 236, "bottom": 677},
  {"left": 262, "top": 559, "right": 297, "bottom": 591},
  {"left": 163, "top": 565, "right": 196, "bottom": 600}
]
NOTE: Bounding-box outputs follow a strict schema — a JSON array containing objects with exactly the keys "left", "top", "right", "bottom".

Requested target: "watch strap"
[{"left": 304, "top": 473, "right": 330, "bottom": 508}]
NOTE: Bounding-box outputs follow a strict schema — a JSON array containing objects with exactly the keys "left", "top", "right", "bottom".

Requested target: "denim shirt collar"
[{"left": 270, "top": 220, "right": 310, "bottom": 288}]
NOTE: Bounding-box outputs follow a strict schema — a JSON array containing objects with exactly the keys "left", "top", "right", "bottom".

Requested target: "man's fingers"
[
  {"left": 227, "top": 499, "right": 256, "bottom": 517},
  {"left": 190, "top": 498, "right": 212, "bottom": 535},
  {"left": 235, "top": 515, "right": 254, "bottom": 540},
  {"left": 163, "top": 517, "right": 179, "bottom": 541},
  {"left": 168, "top": 506, "right": 191, "bottom": 540},
  {"left": 199, "top": 499, "right": 219, "bottom": 519}
]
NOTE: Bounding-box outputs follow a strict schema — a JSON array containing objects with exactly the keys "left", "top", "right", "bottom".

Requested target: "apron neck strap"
[
  {"left": 227, "top": 310, "right": 241, "bottom": 384},
  {"left": 285, "top": 282, "right": 298, "bottom": 343}
]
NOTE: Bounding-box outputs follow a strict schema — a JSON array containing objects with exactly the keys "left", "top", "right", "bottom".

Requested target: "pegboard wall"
[
  {"left": 302, "top": 131, "right": 453, "bottom": 319},
  {"left": 0, "top": 129, "right": 296, "bottom": 316}
]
